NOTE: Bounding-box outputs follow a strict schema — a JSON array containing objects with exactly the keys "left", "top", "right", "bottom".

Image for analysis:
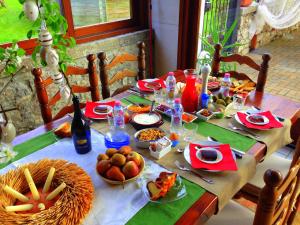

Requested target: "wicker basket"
[{"left": 0, "top": 159, "right": 94, "bottom": 225}]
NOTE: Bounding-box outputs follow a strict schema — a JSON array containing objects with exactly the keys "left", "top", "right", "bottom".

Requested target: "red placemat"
[
  {"left": 189, "top": 143, "right": 238, "bottom": 171},
  {"left": 137, "top": 79, "right": 166, "bottom": 92},
  {"left": 84, "top": 101, "right": 115, "bottom": 119},
  {"left": 237, "top": 111, "right": 283, "bottom": 130}
]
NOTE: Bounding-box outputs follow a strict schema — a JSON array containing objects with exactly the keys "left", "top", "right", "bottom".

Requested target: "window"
[{"left": 0, "top": 0, "right": 148, "bottom": 51}]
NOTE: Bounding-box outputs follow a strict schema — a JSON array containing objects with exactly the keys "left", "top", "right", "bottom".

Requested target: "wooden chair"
[
  {"left": 205, "top": 147, "right": 300, "bottom": 225},
  {"left": 211, "top": 43, "right": 271, "bottom": 92},
  {"left": 237, "top": 137, "right": 300, "bottom": 215},
  {"left": 98, "top": 41, "right": 146, "bottom": 99},
  {"left": 32, "top": 54, "right": 100, "bottom": 124}
]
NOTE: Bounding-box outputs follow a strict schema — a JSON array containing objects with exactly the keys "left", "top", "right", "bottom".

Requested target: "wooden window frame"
[{"left": 0, "top": 0, "right": 149, "bottom": 53}]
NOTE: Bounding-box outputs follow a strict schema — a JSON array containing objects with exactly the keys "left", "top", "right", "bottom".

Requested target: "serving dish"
[
  {"left": 196, "top": 109, "right": 214, "bottom": 121},
  {"left": 134, "top": 128, "right": 166, "bottom": 148},
  {"left": 149, "top": 137, "right": 172, "bottom": 159},
  {"left": 127, "top": 104, "right": 151, "bottom": 115},
  {"left": 96, "top": 156, "right": 145, "bottom": 185},
  {"left": 131, "top": 112, "right": 164, "bottom": 130},
  {"left": 155, "top": 104, "right": 197, "bottom": 123},
  {"left": 141, "top": 175, "right": 187, "bottom": 203}
]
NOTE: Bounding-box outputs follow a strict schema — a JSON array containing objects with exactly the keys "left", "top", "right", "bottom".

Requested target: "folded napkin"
[
  {"left": 189, "top": 143, "right": 238, "bottom": 171},
  {"left": 137, "top": 79, "right": 166, "bottom": 92},
  {"left": 237, "top": 111, "right": 283, "bottom": 130},
  {"left": 85, "top": 101, "right": 115, "bottom": 119}
]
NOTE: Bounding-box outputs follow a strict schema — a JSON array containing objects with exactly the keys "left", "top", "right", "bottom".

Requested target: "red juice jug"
[{"left": 181, "top": 69, "right": 198, "bottom": 112}]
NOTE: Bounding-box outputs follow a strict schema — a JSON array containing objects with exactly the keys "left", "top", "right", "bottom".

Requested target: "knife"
[{"left": 207, "top": 136, "right": 244, "bottom": 159}]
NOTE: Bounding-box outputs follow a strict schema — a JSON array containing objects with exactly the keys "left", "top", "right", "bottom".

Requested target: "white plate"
[
  {"left": 136, "top": 79, "right": 165, "bottom": 91},
  {"left": 183, "top": 141, "right": 235, "bottom": 172},
  {"left": 246, "top": 114, "right": 269, "bottom": 126},
  {"left": 93, "top": 105, "right": 113, "bottom": 115},
  {"left": 195, "top": 147, "right": 223, "bottom": 164},
  {"left": 234, "top": 111, "right": 276, "bottom": 130}
]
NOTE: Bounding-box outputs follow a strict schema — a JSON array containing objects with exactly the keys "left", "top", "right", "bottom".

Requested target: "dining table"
[{"left": 1, "top": 75, "right": 300, "bottom": 225}]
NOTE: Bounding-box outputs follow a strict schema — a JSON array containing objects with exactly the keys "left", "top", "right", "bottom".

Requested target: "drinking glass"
[
  {"left": 154, "top": 88, "right": 163, "bottom": 102},
  {"left": 183, "top": 123, "right": 198, "bottom": 142},
  {"left": 107, "top": 112, "right": 114, "bottom": 130},
  {"left": 233, "top": 94, "right": 246, "bottom": 110}
]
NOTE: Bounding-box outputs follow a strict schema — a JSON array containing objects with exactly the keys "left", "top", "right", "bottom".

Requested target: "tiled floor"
[{"left": 237, "top": 30, "right": 300, "bottom": 103}]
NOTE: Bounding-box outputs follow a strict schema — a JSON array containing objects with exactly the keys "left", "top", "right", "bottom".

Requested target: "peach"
[
  {"left": 106, "top": 148, "right": 118, "bottom": 157},
  {"left": 127, "top": 152, "right": 142, "bottom": 166},
  {"left": 96, "top": 160, "right": 111, "bottom": 175},
  {"left": 106, "top": 166, "right": 125, "bottom": 181},
  {"left": 111, "top": 153, "right": 126, "bottom": 167},
  {"left": 119, "top": 146, "right": 132, "bottom": 155},
  {"left": 122, "top": 161, "right": 140, "bottom": 179},
  {"left": 97, "top": 153, "right": 109, "bottom": 161}
]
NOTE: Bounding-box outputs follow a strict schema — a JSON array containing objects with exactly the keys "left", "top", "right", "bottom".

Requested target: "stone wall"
[
  {"left": 236, "top": 4, "right": 300, "bottom": 55},
  {"left": 0, "top": 30, "right": 149, "bottom": 134}
]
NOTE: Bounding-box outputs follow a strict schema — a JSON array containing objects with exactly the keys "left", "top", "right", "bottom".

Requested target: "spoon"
[
  {"left": 176, "top": 148, "right": 184, "bottom": 153},
  {"left": 228, "top": 123, "right": 260, "bottom": 139},
  {"left": 149, "top": 100, "right": 155, "bottom": 114},
  {"left": 174, "top": 161, "right": 214, "bottom": 184}
]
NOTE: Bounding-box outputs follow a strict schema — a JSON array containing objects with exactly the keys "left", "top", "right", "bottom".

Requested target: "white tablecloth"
[{"left": 0, "top": 130, "right": 167, "bottom": 225}]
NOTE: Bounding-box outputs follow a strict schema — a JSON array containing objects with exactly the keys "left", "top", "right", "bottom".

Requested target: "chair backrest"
[
  {"left": 253, "top": 138, "right": 300, "bottom": 225},
  {"left": 98, "top": 41, "right": 146, "bottom": 99},
  {"left": 32, "top": 54, "right": 100, "bottom": 124},
  {"left": 211, "top": 44, "right": 271, "bottom": 92}
]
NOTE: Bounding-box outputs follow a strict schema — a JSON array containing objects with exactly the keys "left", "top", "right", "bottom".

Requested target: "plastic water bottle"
[
  {"left": 220, "top": 73, "right": 232, "bottom": 97},
  {"left": 170, "top": 98, "right": 183, "bottom": 135},
  {"left": 166, "top": 72, "right": 176, "bottom": 104},
  {"left": 113, "top": 100, "right": 125, "bottom": 129}
]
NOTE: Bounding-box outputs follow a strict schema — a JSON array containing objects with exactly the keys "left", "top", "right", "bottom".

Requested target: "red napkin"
[
  {"left": 189, "top": 143, "right": 238, "bottom": 171},
  {"left": 84, "top": 101, "right": 115, "bottom": 119},
  {"left": 137, "top": 79, "right": 166, "bottom": 92},
  {"left": 237, "top": 111, "right": 283, "bottom": 130}
]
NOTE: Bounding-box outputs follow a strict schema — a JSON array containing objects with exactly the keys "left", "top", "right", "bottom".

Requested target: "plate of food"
[
  {"left": 142, "top": 172, "right": 186, "bottom": 203},
  {"left": 137, "top": 79, "right": 166, "bottom": 92},
  {"left": 93, "top": 105, "right": 113, "bottom": 115},
  {"left": 195, "top": 147, "right": 223, "bottom": 164},
  {"left": 134, "top": 128, "right": 166, "bottom": 148},
  {"left": 183, "top": 141, "right": 236, "bottom": 172},
  {"left": 246, "top": 114, "right": 269, "bottom": 125},
  {"left": 155, "top": 104, "right": 197, "bottom": 123}
]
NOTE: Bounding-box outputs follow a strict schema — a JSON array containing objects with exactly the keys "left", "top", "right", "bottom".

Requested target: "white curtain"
[{"left": 249, "top": 0, "right": 300, "bottom": 39}]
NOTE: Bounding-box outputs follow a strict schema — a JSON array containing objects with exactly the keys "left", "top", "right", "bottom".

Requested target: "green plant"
[
  {"left": 18, "top": 0, "right": 76, "bottom": 73},
  {"left": 198, "top": 18, "right": 243, "bottom": 72}
]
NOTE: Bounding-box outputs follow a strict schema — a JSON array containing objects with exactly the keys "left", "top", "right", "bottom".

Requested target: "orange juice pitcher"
[{"left": 181, "top": 69, "right": 198, "bottom": 113}]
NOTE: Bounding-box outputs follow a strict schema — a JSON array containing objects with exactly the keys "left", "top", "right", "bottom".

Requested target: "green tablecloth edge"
[
  {"left": 0, "top": 131, "right": 57, "bottom": 169},
  {"left": 127, "top": 178, "right": 206, "bottom": 225}
]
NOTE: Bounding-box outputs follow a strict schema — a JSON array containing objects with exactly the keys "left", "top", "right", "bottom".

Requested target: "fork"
[
  {"left": 174, "top": 160, "right": 214, "bottom": 184},
  {"left": 228, "top": 123, "right": 260, "bottom": 139}
]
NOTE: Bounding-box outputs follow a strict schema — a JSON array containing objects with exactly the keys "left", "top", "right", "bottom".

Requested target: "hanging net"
[{"left": 249, "top": 0, "right": 300, "bottom": 38}]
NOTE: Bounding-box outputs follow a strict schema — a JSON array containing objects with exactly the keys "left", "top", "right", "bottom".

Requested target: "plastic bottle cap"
[
  {"left": 224, "top": 73, "right": 230, "bottom": 78},
  {"left": 168, "top": 72, "right": 175, "bottom": 76},
  {"left": 174, "top": 98, "right": 181, "bottom": 104},
  {"left": 115, "top": 100, "right": 121, "bottom": 106}
]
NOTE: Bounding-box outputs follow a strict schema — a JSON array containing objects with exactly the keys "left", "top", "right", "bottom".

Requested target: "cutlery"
[
  {"left": 207, "top": 136, "right": 244, "bottom": 159},
  {"left": 149, "top": 100, "right": 155, "bottom": 114},
  {"left": 174, "top": 160, "right": 214, "bottom": 184},
  {"left": 228, "top": 123, "right": 260, "bottom": 139}
]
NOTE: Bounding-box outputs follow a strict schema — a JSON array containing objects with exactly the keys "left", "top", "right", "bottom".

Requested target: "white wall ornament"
[
  {"left": 45, "top": 48, "right": 59, "bottom": 69},
  {"left": 51, "top": 71, "right": 64, "bottom": 85},
  {"left": 39, "top": 26, "right": 53, "bottom": 47},
  {"left": 23, "top": 0, "right": 39, "bottom": 21}
]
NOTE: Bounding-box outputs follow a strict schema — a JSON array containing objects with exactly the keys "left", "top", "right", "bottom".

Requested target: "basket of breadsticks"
[{"left": 0, "top": 159, "right": 94, "bottom": 225}]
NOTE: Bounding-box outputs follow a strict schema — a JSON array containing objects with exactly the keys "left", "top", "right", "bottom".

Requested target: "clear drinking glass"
[
  {"left": 183, "top": 123, "right": 198, "bottom": 142},
  {"left": 154, "top": 88, "right": 163, "bottom": 102},
  {"left": 233, "top": 94, "right": 246, "bottom": 110},
  {"left": 107, "top": 112, "right": 114, "bottom": 130}
]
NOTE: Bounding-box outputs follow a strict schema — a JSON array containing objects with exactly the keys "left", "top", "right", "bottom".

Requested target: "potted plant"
[{"left": 241, "top": 0, "right": 253, "bottom": 7}]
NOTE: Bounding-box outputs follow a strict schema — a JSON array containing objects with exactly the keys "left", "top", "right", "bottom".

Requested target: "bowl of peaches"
[{"left": 96, "top": 146, "right": 145, "bottom": 185}]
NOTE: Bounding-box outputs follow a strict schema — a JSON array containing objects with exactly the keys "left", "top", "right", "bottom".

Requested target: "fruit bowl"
[
  {"left": 97, "top": 156, "right": 145, "bottom": 185},
  {"left": 96, "top": 146, "right": 145, "bottom": 185}
]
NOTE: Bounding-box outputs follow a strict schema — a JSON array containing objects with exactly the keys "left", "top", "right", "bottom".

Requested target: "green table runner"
[
  {"left": 0, "top": 131, "right": 57, "bottom": 169},
  {"left": 121, "top": 94, "right": 256, "bottom": 153},
  {"left": 127, "top": 178, "right": 206, "bottom": 225}
]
